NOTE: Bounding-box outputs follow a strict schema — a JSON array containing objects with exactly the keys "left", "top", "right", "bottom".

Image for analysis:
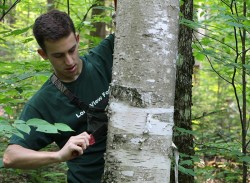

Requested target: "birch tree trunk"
[{"left": 104, "top": 0, "right": 179, "bottom": 182}]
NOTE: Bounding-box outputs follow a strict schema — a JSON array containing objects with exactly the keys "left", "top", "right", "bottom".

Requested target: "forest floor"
[{"left": 0, "top": 137, "right": 67, "bottom": 183}]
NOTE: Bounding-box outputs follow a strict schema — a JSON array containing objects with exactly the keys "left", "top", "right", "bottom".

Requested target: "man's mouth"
[{"left": 66, "top": 65, "right": 76, "bottom": 72}]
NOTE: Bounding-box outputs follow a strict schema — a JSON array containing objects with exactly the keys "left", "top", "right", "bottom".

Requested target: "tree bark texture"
[
  {"left": 170, "top": 0, "right": 195, "bottom": 182},
  {"left": 103, "top": 0, "right": 179, "bottom": 182}
]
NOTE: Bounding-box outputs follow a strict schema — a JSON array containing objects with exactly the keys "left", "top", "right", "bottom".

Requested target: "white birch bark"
[{"left": 104, "top": 0, "right": 179, "bottom": 182}]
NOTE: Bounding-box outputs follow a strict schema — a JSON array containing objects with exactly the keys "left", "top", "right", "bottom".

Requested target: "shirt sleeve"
[
  {"left": 9, "top": 103, "right": 54, "bottom": 151},
  {"left": 87, "top": 34, "right": 115, "bottom": 80}
]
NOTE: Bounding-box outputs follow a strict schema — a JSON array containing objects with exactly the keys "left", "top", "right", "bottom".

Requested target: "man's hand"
[{"left": 57, "top": 132, "right": 91, "bottom": 161}]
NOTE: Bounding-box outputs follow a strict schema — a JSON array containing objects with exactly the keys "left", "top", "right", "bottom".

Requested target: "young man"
[{"left": 3, "top": 9, "right": 114, "bottom": 183}]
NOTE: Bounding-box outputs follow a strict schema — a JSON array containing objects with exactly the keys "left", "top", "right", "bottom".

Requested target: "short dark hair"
[{"left": 33, "top": 10, "right": 76, "bottom": 51}]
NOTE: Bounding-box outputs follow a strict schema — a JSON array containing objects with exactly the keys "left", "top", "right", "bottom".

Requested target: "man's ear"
[
  {"left": 37, "top": 49, "right": 48, "bottom": 60},
  {"left": 76, "top": 34, "right": 80, "bottom": 43}
]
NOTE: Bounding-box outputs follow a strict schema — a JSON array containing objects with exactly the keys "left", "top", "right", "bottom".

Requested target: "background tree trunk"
[
  {"left": 47, "top": 0, "right": 54, "bottom": 11},
  {"left": 90, "top": 0, "right": 107, "bottom": 39},
  {"left": 170, "top": 0, "right": 195, "bottom": 182},
  {"left": 103, "top": 0, "right": 179, "bottom": 182}
]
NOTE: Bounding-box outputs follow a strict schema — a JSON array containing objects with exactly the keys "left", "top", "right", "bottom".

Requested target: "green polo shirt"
[{"left": 10, "top": 34, "right": 114, "bottom": 183}]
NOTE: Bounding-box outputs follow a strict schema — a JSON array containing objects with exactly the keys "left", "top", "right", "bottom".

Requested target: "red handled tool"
[
  {"left": 72, "top": 124, "right": 107, "bottom": 156},
  {"left": 89, "top": 124, "right": 108, "bottom": 145}
]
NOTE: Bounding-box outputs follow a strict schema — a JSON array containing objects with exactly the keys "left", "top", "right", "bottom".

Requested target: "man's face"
[{"left": 38, "top": 32, "right": 82, "bottom": 82}]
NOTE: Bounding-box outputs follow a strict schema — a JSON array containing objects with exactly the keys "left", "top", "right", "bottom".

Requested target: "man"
[{"left": 3, "top": 9, "right": 114, "bottom": 183}]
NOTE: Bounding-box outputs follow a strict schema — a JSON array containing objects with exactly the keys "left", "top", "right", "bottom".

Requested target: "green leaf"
[
  {"left": 179, "top": 160, "right": 193, "bottom": 166},
  {"left": 194, "top": 52, "right": 206, "bottom": 61},
  {"left": 5, "top": 25, "right": 32, "bottom": 37},
  {"left": 180, "top": 18, "right": 201, "bottom": 29},
  {"left": 231, "top": 150, "right": 243, "bottom": 157},
  {"left": 0, "top": 30, "right": 10, "bottom": 34},
  {"left": 93, "top": 6, "right": 114, "bottom": 11},
  {"left": 242, "top": 20, "right": 250, "bottom": 31},
  {"left": 226, "top": 21, "right": 243, "bottom": 28},
  {"left": 240, "top": 156, "right": 250, "bottom": 163},
  {"left": 191, "top": 155, "right": 200, "bottom": 163},
  {"left": 54, "top": 123, "right": 74, "bottom": 132},
  {"left": 0, "top": 5, "right": 9, "bottom": 10},
  {"left": 243, "top": 64, "right": 250, "bottom": 70},
  {"left": 180, "top": 0, "right": 184, "bottom": 6},
  {"left": 175, "top": 127, "right": 195, "bottom": 135},
  {"left": 22, "top": 37, "right": 34, "bottom": 43},
  {"left": 17, "top": 72, "right": 35, "bottom": 80},
  {"left": 178, "top": 165, "right": 195, "bottom": 176},
  {"left": 3, "top": 106, "right": 14, "bottom": 116},
  {"left": 0, "top": 158, "right": 3, "bottom": 168},
  {"left": 13, "top": 120, "right": 31, "bottom": 134},
  {"left": 11, "top": 128, "right": 24, "bottom": 139},
  {"left": 0, "top": 120, "right": 13, "bottom": 132},
  {"left": 27, "top": 118, "right": 58, "bottom": 134}
]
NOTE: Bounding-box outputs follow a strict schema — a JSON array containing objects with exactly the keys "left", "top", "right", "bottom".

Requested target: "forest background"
[{"left": 0, "top": 0, "right": 249, "bottom": 182}]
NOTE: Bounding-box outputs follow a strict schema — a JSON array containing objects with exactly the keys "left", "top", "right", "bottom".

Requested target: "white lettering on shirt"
[{"left": 75, "top": 87, "right": 110, "bottom": 118}]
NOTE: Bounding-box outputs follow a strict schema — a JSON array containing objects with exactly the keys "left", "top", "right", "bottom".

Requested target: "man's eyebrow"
[
  {"left": 69, "top": 44, "right": 77, "bottom": 51},
  {"left": 51, "top": 44, "right": 77, "bottom": 55}
]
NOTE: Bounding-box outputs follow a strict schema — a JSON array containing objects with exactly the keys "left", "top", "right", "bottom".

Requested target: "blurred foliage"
[{"left": 189, "top": 0, "right": 250, "bottom": 182}]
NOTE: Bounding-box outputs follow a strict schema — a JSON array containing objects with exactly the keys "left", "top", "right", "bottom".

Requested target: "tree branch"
[
  {"left": 193, "top": 29, "right": 236, "bottom": 51},
  {"left": 195, "top": 142, "right": 239, "bottom": 153},
  {"left": 192, "top": 109, "right": 227, "bottom": 120},
  {"left": 67, "top": 0, "right": 70, "bottom": 15},
  {"left": 0, "top": 0, "right": 21, "bottom": 22},
  {"left": 246, "top": 140, "right": 250, "bottom": 149},
  {"left": 220, "top": 0, "right": 230, "bottom": 8},
  {"left": 193, "top": 33, "right": 232, "bottom": 84},
  {"left": 77, "top": 3, "right": 98, "bottom": 33},
  {"left": 230, "top": 0, "right": 243, "bottom": 125}
]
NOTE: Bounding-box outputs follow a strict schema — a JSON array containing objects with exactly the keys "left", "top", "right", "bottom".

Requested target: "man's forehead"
[{"left": 44, "top": 33, "right": 77, "bottom": 54}]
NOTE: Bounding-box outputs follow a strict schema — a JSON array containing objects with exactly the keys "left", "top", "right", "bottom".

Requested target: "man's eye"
[
  {"left": 53, "top": 54, "right": 63, "bottom": 58},
  {"left": 69, "top": 48, "right": 75, "bottom": 54}
]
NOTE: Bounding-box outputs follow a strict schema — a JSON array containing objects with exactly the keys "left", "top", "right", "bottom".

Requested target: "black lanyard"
[
  {"left": 50, "top": 74, "right": 103, "bottom": 112},
  {"left": 50, "top": 74, "right": 108, "bottom": 133}
]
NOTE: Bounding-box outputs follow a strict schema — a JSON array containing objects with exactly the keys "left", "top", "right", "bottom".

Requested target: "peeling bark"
[{"left": 103, "top": 0, "right": 179, "bottom": 182}]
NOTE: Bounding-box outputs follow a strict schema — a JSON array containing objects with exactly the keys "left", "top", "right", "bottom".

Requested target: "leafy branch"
[
  {"left": 0, "top": 0, "right": 21, "bottom": 22},
  {"left": 192, "top": 33, "right": 232, "bottom": 84},
  {"left": 191, "top": 0, "right": 250, "bottom": 182},
  {"left": 192, "top": 109, "right": 227, "bottom": 120},
  {"left": 0, "top": 118, "right": 74, "bottom": 139}
]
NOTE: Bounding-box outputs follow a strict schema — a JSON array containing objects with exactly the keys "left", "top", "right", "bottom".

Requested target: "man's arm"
[
  {"left": 3, "top": 144, "right": 61, "bottom": 169},
  {"left": 3, "top": 132, "right": 90, "bottom": 169}
]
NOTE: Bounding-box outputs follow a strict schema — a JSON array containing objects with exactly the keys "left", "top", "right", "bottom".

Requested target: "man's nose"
[{"left": 65, "top": 54, "right": 73, "bottom": 65}]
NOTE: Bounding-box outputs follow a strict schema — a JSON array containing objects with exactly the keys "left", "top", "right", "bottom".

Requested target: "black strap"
[
  {"left": 50, "top": 74, "right": 106, "bottom": 113},
  {"left": 51, "top": 74, "right": 108, "bottom": 134},
  {"left": 50, "top": 74, "right": 90, "bottom": 111}
]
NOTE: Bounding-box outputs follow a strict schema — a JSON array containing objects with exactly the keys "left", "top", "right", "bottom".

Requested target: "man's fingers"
[
  {"left": 80, "top": 132, "right": 91, "bottom": 139},
  {"left": 71, "top": 144, "right": 83, "bottom": 157},
  {"left": 70, "top": 134, "right": 90, "bottom": 152},
  {"left": 61, "top": 132, "right": 91, "bottom": 160}
]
